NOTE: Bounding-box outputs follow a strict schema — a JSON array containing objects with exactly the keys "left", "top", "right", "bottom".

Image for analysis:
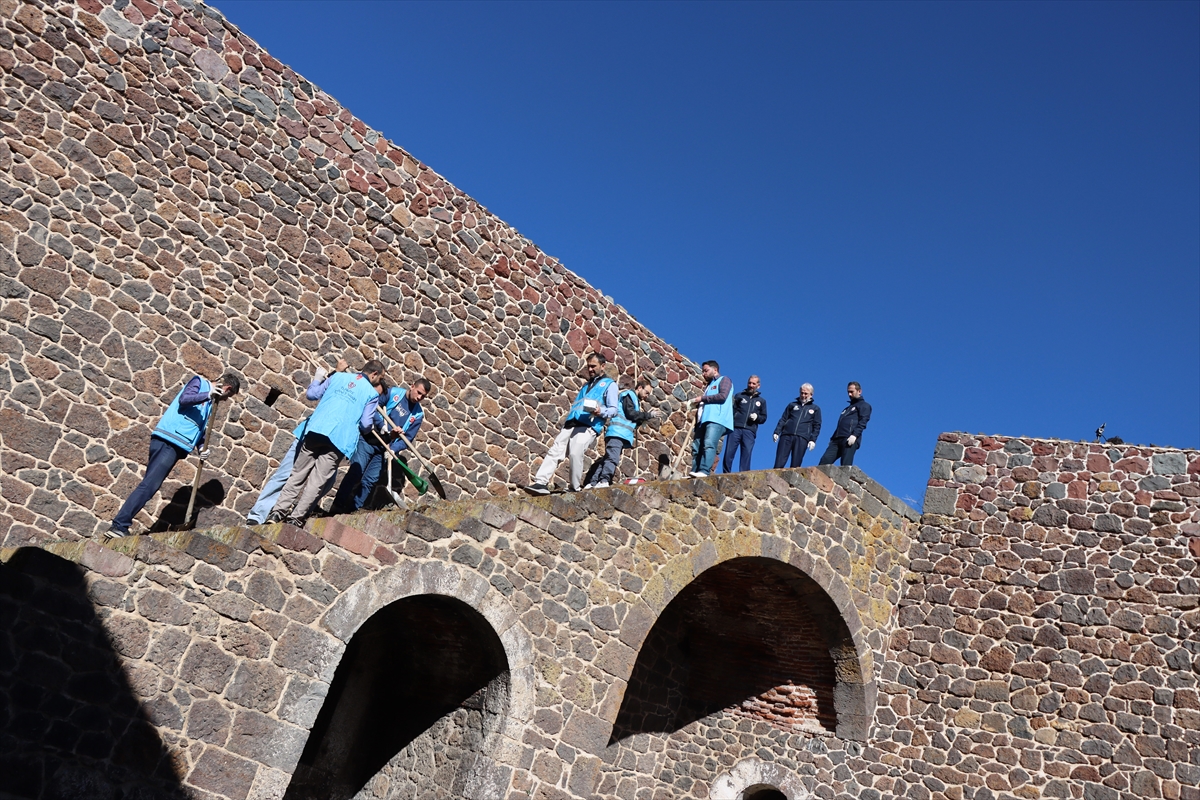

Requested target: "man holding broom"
[{"left": 106, "top": 371, "right": 241, "bottom": 538}]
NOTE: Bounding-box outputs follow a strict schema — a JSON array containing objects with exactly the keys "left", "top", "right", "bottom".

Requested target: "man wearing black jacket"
[
  {"left": 722, "top": 375, "right": 768, "bottom": 473},
  {"left": 584, "top": 379, "right": 660, "bottom": 489},
  {"left": 819, "top": 382, "right": 872, "bottom": 466},
  {"left": 772, "top": 383, "right": 821, "bottom": 468}
]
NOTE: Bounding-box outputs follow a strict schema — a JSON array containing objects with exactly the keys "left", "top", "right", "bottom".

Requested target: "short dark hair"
[
  {"left": 702, "top": 360, "right": 719, "bottom": 371},
  {"left": 635, "top": 378, "right": 652, "bottom": 390},
  {"left": 586, "top": 352, "right": 606, "bottom": 365},
  {"left": 362, "top": 359, "right": 385, "bottom": 375},
  {"left": 848, "top": 381, "right": 861, "bottom": 391},
  {"left": 218, "top": 373, "right": 241, "bottom": 395},
  {"left": 413, "top": 378, "right": 433, "bottom": 394}
]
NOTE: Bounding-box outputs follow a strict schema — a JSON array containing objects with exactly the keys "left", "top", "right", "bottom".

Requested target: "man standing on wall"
[
  {"left": 584, "top": 378, "right": 660, "bottom": 489},
  {"left": 773, "top": 383, "right": 821, "bottom": 468},
  {"left": 690, "top": 360, "right": 733, "bottom": 478},
  {"left": 107, "top": 371, "right": 241, "bottom": 538},
  {"left": 266, "top": 359, "right": 385, "bottom": 526},
  {"left": 722, "top": 375, "right": 767, "bottom": 473},
  {"left": 246, "top": 358, "right": 349, "bottom": 525},
  {"left": 526, "top": 352, "right": 618, "bottom": 495},
  {"left": 818, "top": 381, "right": 871, "bottom": 467},
  {"left": 330, "top": 377, "right": 432, "bottom": 513}
]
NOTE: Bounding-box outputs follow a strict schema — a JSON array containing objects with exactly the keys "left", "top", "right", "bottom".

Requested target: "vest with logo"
[
  {"left": 606, "top": 389, "right": 639, "bottom": 445},
  {"left": 565, "top": 377, "right": 614, "bottom": 434},
  {"left": 699, "top": 376, "right": 734, "bottom": 430},
  {"left": 306, "top": 372, "right": 378, "bottom": 458},
  {"left": 382, "top": 386, "right": 424, "bottom": 448},
  {"left": 152, "top": 377, "right": 213, "bottom": 451}
]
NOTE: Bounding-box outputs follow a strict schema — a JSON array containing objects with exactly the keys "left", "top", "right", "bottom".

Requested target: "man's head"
[
  {"left": 584, "top": 352, "right": 606, "bottom": 379},
  {"left": 635, "top": 378, "right": 653, "bottom": 401},
  {"left": 800, "top": 383, "right": 813, "bottom": 402},
  {"left": 746, "top": 375, "right": 760, "bottom": 392},
  {"left": 216, "top": 372, "right": 241, "bottom": 397},
  {"left": 408, "top": 378, "right": 433, "bottom": 404},
  {"left": 701, "top": 360, "right": 719, "bottom": 380},
  {"left": 361, "top": 359, "right": 386, "bottom": 385},
  {"left": 847, "top": 381, "right": 862, "bottom": 400}
]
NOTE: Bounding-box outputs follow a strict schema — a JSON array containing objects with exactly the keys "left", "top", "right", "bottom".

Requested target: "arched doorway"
[
  {"left": 284, "top": 595, "right": 509, "bottom": 800},
  {"left": 611, "top": 556, "right": 864, "bottom": 742}
]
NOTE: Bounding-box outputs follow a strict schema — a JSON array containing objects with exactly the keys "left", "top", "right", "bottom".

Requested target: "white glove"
[
  {"left": 314, "top": 367, "right": 328, "bottom": 382},
  {"left": 773, "top": 434, "right": 779, "bottom": 442},
  {"left": 209, "top": 389, "right": 225, "bottom": 400},
  {"left": 197, "top": 449, "right": 211, "bottom": 461},
  {"left": 749, "top": 413, "right": 757, "bottom": 422},
  {"left": 847, "top": 435, "right": 857, "bottom": 446},
  {"left": 807, "top": 440, "right": 815, "bottom": 451}
]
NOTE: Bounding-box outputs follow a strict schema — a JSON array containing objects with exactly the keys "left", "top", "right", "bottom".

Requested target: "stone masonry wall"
[{"left": 0, "top": 0, "right": 697, "bottom": 547}]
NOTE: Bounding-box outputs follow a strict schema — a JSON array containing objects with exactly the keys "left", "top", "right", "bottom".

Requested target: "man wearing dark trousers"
[
  {"left": 722, "top": 375, "right": 767, "bottom": 473},
  {"left": 819, "top": 381, "right": 871, "bottom": 466},
  {"left": 773, "top": 383, "right": 821, "bottom": 468}
]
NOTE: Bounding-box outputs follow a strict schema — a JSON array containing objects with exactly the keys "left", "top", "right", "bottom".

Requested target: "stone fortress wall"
[
  {"left": 0, "top": 2, "right": 1198, "bottom": 800},
  {"left": 0, "top": 0, "right": 698, "bottom": 547}
]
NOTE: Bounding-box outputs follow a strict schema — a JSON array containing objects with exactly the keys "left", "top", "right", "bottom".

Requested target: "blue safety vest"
[
  {"left": 565, "top": 376, "right": 614, "bottom": 434},
  {"left": 306, "top": 372, "right": 378, "bottom": 458},
  {"left": 380, "top": 386, "right": 424, "bottom": 450},
  {"left": 152, "top": 377, "right": 212, "bottom": 451},
  {"left": 606, "top": 390, "right": 639, "bottom": 445},
  {"left": 699, "top": 376, "right": 734, "bottom": 430}
]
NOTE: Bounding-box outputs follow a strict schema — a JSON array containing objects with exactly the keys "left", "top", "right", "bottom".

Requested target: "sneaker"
[
  {"left": 244, "top": 518, "right": 260, "bottom": 527},
  {"left": 264, "top": 510, "right": 286, "bottom": 524},
  {"left": 689, "top": 471, "right": 708, "bottom": 478},
  {"left": 284, "top": 517, "right": 306, "bottom": 528},
  {"left": 593, "top": 481, "right": 610, "bottom": 489},
  {"left": 104, "top": 525, "right": 127, "bottom": 540},
  {"left": 524, "top": 483, "right": 551, "bottom": 496}
]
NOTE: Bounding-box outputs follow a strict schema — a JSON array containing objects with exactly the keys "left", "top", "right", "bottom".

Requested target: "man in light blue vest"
[
  {"left": 526, "top": 352, "right": 618, "bottom": 495},
  {"left": 329, "top": 377, "right": 432, "bottom": 513},
  {"left": 106, "top": 372, "right": 241, "bottom": 538},
  {"left": 689, "top": 360, "right": 734, "bottom": 478},
  {"left": 583, "top": 378, "right": 660, "bottom": 489},
  {"left": 245, "top": 357, "right": 349, "bottom": 525},
  {"left": 266, "top": 359, "right": 385, "bottom": 526}
]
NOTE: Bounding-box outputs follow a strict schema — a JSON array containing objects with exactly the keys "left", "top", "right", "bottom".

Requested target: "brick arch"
[{"left": 611, "top": 531, "right": 876, "bottom": 741}]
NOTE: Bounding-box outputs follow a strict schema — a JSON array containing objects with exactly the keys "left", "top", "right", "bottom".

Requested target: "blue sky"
[{"left": 219, "top": 0, "right": 1199, "bottom": 508}]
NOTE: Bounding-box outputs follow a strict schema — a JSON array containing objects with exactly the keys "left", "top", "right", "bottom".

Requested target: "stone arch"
[
  {"left": 282, "top": 561, "right": 534, "bottom": 800},
  {"left": 710, "top": 757, "right": 810, "bottom": 800},
  {"left": 611, "top": 531, "right": 876, "bottom": 741}
]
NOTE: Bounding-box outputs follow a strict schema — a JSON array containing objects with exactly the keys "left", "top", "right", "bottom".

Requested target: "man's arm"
[
  {"left": 701, "top": 376, "right": 733, "bottom": 405},
  {"left": 812, "top": 406, "right": 822, "bottom": 439},
  {"left": 623, "top": 394, "right": 655, "bottom": 424},
  {"left": 754, "top": 398, "right": 767, "bottom": 426},
  {"left": 852, "top": 402, "right": 870, "bottom": 437},
  {"left": 359, "top": 395, "right": 381, "bottom": 431},
  {"left": 306, "top": 376, "right": 331, "bottom": 401},
  {"left": 177, "top": 376, "right": 207, "bottom": 407},
  {"left": 599, "top": 381, "right": 619, "bottom": 420}
]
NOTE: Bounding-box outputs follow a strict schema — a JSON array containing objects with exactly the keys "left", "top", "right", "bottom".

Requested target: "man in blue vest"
[
  {"left": 330, "top": 377, "right": 432, "bottom": 513},
  {"left": 722, "top": 375, "right": 768, "bottom": 473},
  {"left": 773, "top": 383, "right": 822, "bottom": 468},
  {"left": 266, "top": 359, "right": 385, "bottom": 526},
  {"left": 106, "top": 372, "right": 241, "bottom": 538},
  {"left": 689, "top": 360, "right": 733, "bottom": 478},
  {"left": 583, "top": 378, "right": 660, "bottom": 489},
  {"left": 245, "top": 357, "right": 349, "bottom": 525},
  {"left": 526, "top": 352, "right": 618, "bottom": 495},
  {"left": 818, "top": 381, "right": 872, "bottom": 466}
]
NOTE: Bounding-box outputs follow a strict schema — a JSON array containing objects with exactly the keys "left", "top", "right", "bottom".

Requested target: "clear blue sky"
[{"left": 219, "top": 0, "right": 1199, "bottom": 508}]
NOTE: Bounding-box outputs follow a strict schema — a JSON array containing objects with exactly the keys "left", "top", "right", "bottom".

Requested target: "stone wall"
[{"left": 0, "top": 0, "right": 697, "bottom": 547}]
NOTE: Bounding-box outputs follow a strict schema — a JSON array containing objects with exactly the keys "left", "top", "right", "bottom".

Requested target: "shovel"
[
  {"left": 662, "top": 399, "right": 699, "bottom": 480},
  {"left": 370, "top": 428, "right": 427, "bottom": 501},
  {"left": 377, "top": 409, "right": 449, "bottom": 500},
  {"left": 173, "top": 396, "right": 224, "bottom": 531}
]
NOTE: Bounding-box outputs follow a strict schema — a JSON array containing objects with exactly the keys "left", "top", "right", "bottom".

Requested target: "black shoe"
[
  {"left": 104, "top": 524, "right": 127, "bottom": 540},
  {"left": 524, "top": 483, "right": 550, "bottom": 496},
  {"left": 265, "top": 511, "right": 286, "bottom": 524},
  {"left": 244, "top": 518, "right": 260, "bottom": 527},
  {"left": 284, "top": 517, "right": 306, "bottom": 528}
]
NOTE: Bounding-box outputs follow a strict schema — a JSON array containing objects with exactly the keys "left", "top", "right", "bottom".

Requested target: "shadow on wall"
[
  {"left": 148, "top": 478, "right": 229, "bottom": 533},
  {"left": 611, "top": 557, "right": 854, "bottom": 743},
  {"left": 283, "top": 595, "right": 509, "bottom": 800},
  {"left": 0, "top": 549, "right": 187, "bottom": 799}
]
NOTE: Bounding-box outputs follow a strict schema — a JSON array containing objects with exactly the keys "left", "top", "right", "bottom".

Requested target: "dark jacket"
[
  {"left": 621, "top": 393, "right": 656, "bottom": 425},
  {"left": 732, "top": 390, "right": 768, "bottom": 430},
  {"left": 832, "top": 397, "right": 871, "bottom": 440},
  {"left": 773, "top": 398, "right": 822, "bottom": 439}
]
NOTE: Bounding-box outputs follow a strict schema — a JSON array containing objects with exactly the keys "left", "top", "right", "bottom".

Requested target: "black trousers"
[
  {"left": 721, "top": 428, "right": 756, "bottom": 472},
  {"left": 773, "top": 434, "right": 813, "bottom": 469},
  {"left": 818, "top": 437, "right": 860, "bottom": 466}
]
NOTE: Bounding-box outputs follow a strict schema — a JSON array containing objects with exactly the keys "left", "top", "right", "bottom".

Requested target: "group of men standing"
[
  {"left": 106, "top": 358, "right": 433, "bottom": 538},
  {"left": 525, "top": 355, "right": 873, "bottom": 493}
]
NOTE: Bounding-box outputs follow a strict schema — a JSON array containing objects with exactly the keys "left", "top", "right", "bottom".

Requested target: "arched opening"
[
  {"left": 744, "top": 787, "right": 789, "bottom": 800},
  {"left": 612, "top": 556, "right": 863, "bottom": 743},
  {"left": 284, "top": 595, "right": 509, "bottom": 800}
]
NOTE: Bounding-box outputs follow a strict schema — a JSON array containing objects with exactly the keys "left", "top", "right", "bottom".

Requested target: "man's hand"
[
  {"left": 335, "top": 357, "right": 349, "bottom": 372},
  {"left": 197, "top": 449, "right": 211, "bottom": 461},
  {"left": 749, "top": 413, "right": 757, "bottom": 422},
  {"left": 773, "top": 434, "right": 779, "bottom": 442},
  {"left": 650, "top": 409, "right": 662, "bottom": 419},
  {"left": 807, "top": 440, "right": 815, "bottom": 451},
  {"left": 209, "top": 385, "right": 230, "bottom": 400},
  {"left": 692, "top": 396, "right": 705, "bottom": 405},
  {"left": 847, "top": 435, "right": 857, "bottom": 446},
  {"left": 313, "top": 367, "right": 328, "bottom": 382}
]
